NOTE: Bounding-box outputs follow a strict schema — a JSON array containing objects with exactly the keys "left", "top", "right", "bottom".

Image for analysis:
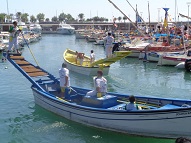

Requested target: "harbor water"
[{"left": 1, "top": 34, "right": 191, "bottom": 143}]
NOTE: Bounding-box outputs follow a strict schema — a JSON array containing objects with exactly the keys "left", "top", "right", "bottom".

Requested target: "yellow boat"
[{"left": 63, "top": 49, "right": 131, "bottom": 76}]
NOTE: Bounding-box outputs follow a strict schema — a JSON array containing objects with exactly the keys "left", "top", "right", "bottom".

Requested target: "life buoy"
[{"left": 185, "top": 59, "right": 191, "bottom": 72}]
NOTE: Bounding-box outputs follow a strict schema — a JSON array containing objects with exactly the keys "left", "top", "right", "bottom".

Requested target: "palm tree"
[
  {"left": 37, "top": 13, "right": 45, "bottom": 22},
  {"left": 123, "top": 16, "right": 127, "bottom": 23},
  {"left": 51, "top": 16, "right": 58, "bottom": 22},
  {"left": 78, "top": 13, "right": 84, "bottom": 21},
  {"left": 30, "top": 15, "right": 36, "bottom": 23},
  {"left": 21, "top": 13, "right": 29, "bottom": 22},
  {"left": 118, "top": 16, "right": 122, "bottom": 22},
  {"left": 59, "top": 13, "right": 66, "bottom": 22},
  {"left": 0, "top": 13, "right": 6, "bottom": 23},
  {"left": 16, "top": 12, "right": 22, "bottom": 21},
  {"left": 45, "top": 18, "right": 50, "bottom": 22}
]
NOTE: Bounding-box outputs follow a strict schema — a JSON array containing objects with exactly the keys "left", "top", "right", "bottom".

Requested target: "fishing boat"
[
  {"left": 4, "top": 52, "right": 191, "bottom": 138},
  {"left": 63, "top": 49, "right": 131, "bottom": 76}
]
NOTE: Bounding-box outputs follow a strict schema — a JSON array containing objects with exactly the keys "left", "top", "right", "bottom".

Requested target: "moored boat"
[
  {"left": 4, "top": 52, "right": 191, "bottom": 139},
  {"left": 63, "top": 49, "right": 131, "bottom": 76},
  {"left": 57, "top": 22, "right": 75, "bottom": 35}
]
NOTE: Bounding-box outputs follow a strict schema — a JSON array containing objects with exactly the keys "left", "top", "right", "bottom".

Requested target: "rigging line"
[
  {"left": 125, "top": 0, "right": 147, "bottom": 26},
  {"left": 107, "top": 0, "right": 147, "bottom": 37}
]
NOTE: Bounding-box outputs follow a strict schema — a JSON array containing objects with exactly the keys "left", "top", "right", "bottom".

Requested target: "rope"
[
  {"left": 108, "top": 0, "right": 147, "bottom": 38},
  {"left": 20, "top": 31, "right": 40, "bottom": 67}
]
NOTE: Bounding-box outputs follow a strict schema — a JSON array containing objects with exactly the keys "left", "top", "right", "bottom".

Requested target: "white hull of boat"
[
  {"left": 64, "top": 59, "right": 109, "bottom": 76},
  {"left": 95, "top": 39, "right": 104, "bottom": 45},
  {"left": 157, "top": 55, "right": 190, "bottom": 66},
  {"left": 33, "top": 88, "right": 191, "bottom": 138},
  {"left": 75, "top": 33, "right": 86, "bottom": 39},
  {"left": 57, "top": 29, "right": 75, "bottom": 35}
]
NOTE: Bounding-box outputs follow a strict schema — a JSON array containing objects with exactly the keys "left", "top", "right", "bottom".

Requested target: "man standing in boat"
[
  {"left": 76, "top": 51, "right": 84, "bottom": 65},
  {"left": 7, "top": 21, "right": 21, "bottom": 54},
  {"left": 90, "top": 50, "right": 95, "bottom": 64},
  {"left": 104, "top": 32, "right": 114, "bottom": 58},
  {"left": 86, "top": 70, "right": 107, "bottom": 97},
  {"left": 59, "top": 63, "right": 70, "bottom": 98}
]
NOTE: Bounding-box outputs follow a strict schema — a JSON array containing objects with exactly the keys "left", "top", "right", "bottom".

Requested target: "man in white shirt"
[
  {"left": 59, "top": 63, "right": 70, "bottom": 98},
  {"left": 90, "top": 50, "right": 95, "bottom": 64},
  {"left": 104, "top": 32, "right": 114, "bottom": 58},
  {"left": 7, "top": 21, "right": 21, "bottom": 54},
  {"left": 86, "top": 70, "right": 107, "bottom": 97}
]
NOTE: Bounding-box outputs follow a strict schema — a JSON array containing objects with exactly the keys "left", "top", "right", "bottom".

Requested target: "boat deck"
[{"left": 10, "top": 55, "right": 48, "bottom": 77}]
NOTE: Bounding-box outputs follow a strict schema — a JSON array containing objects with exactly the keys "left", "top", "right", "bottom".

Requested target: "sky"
[{"left": 0, "top": 0, "right": 190, "bottom": 22}]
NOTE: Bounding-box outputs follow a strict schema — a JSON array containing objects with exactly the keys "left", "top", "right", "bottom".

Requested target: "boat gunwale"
[{"left": 32, "top": 85, "right": 191, "bottom": 115}]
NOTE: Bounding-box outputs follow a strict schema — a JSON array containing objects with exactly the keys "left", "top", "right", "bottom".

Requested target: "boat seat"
[
  {"left": 108, "top": 103, "right": 126, "bottom": 110},
  {"left": 81, "top": 95, "right": 117, "bottom": 108},
  {"left": 158, "top": 104, "right": 181, "bottom": 110}
]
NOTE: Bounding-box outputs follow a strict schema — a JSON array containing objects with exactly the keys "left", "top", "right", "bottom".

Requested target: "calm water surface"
[{"left": 1, "top": 34, "right": 191, "bottom": 143}]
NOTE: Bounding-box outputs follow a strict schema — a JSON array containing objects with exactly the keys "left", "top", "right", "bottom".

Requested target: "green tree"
[
  {"left": 45, "top": 18, "right": 50, "bottom": 22},
  {"left": 30, "top": 15, "right": 36, "bottom": 22},
  {"left": 118, "top": 16, "right": 122, "bottom": 22},
  {"left": 105, "top": 18, "right": 109, "bottom": 22},
  {"left": 37, "top": 13, "right": 45, "bottom": 22},
  {"left": 65, "top": 14, "right": 75, "bottom": 21},
  {"left": 16, "top": 12, "right": 22, "bottom": 20},
  {"left": 123, "top": 16, "right": 127, "bottom": 23},
  {"left": 58, "top": 13, "right": 66, "bottom": 22},
  {"left": 99, "top": 17, "right": 105, "bottom": 22},
  {"left": 0, "top": 13, "right": 6, "bottom": 23},
  {"left": 93, "top": 16, "right": 99, "bottom": 22},
  {"left": 21, "top": 13, "right": 29, "bottom": 22},
  {"left": 78, "top": 13, "right": 84, "bottom": 21},
  {"left": 52, "top": 16, "right": 58, "bottom": 22}
]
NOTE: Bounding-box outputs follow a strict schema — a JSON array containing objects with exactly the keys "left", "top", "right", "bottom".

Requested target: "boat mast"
[
  {"left": 108, "top": 0, "right": 147, "bottom": 37},
  {"left": 148, "top": 1, "right": 151, "bottom": 34},
  {"left": 126, "top": 0, "right": 147, "bottom": 26}
]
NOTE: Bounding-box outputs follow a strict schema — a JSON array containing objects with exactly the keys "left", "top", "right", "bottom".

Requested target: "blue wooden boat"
[{"left": 4, "top": 53, "right": 191, "bottom": 138}]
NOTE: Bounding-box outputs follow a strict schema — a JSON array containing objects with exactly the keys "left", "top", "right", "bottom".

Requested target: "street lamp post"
[
  {"left": 187, "top": 2, "right": 191, "bottom": 34},
  {"left": 140, "top": 12, "right": 143, "bottom": 27},
  {"left": 158, "top": 8, "right": 161, "bottom": 23}
]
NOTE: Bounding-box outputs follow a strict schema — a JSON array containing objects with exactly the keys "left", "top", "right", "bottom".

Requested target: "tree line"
[{"left": 0, "top": 12, "right": 128, "bottom": 23}]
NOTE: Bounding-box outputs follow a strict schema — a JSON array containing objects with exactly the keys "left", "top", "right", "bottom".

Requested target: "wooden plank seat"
[
  {"left": 10, "top": 56, "right": 24, "bottom": 60},
  {"left": 14, "top": 60, "right": 31, "bottom": 65},
  {"left": 23, "top": 68, "right": 42, "bottom": 73},
  {"left": 20, "top": 65, "right": 35, "bottom": 69},
  {"left": 27, "top": 71, "right": 48, "bottom": 77}
]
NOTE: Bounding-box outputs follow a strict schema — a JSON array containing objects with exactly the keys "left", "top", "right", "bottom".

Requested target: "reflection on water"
[
  {"left": 4, "top": 104, "right": 174, "bottom": 143},
  {"left": 0, "top": 34, "right": 189, "bottom": 142}
]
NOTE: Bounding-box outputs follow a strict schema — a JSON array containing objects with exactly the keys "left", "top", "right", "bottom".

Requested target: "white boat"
[
  {"left": 63, "top": 49, "right": 131, "bottom": 76},
  {"left": 57, "top": 22, "right": 75, "bottom": 35},
  {"left": 75, "top": 31, "right": 87, "bottom": 39},
  {"left": 29, "top": 23, "right": 42, "bottom": 34},
  {"left": 157, "top": 51, "right": 191, "bottom": 66},
  {"left": 5, "top": 53, "right": 191, "bottom": 139},
  {"left": 95, "top": 39, "right": 104, "bottom": 45}
]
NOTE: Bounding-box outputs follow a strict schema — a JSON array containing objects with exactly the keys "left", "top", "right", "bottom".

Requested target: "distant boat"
[
  {"left": 63, "top": 49, "right": 131, "bottom": 76},
  {"left": 29, "top": 23, "right": 42, "bottom": 34},
  {"left": 56, "top": 22, "right": 75, "bottom": 35},
  {"left": 158, "top": 50, "right": 191, "bottom": 66},
  {"left": 4, "top": 52, "right": 191, "bottom": 138}
]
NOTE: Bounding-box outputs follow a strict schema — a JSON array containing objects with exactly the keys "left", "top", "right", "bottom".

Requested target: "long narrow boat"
[
  {"left": 4, "top": 52, "right": 191, "bottom": 138},
  {"left": 63, "top": 49, "right": 131, "bottom": 76}
]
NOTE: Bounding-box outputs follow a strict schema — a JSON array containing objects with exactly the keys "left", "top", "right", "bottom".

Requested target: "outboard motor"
[
  {"left": 112, "top": 42, "right": 121, "bottom": 53},
  {"left": 185, "top": 59, "right": 191, "bottom": 72}
]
